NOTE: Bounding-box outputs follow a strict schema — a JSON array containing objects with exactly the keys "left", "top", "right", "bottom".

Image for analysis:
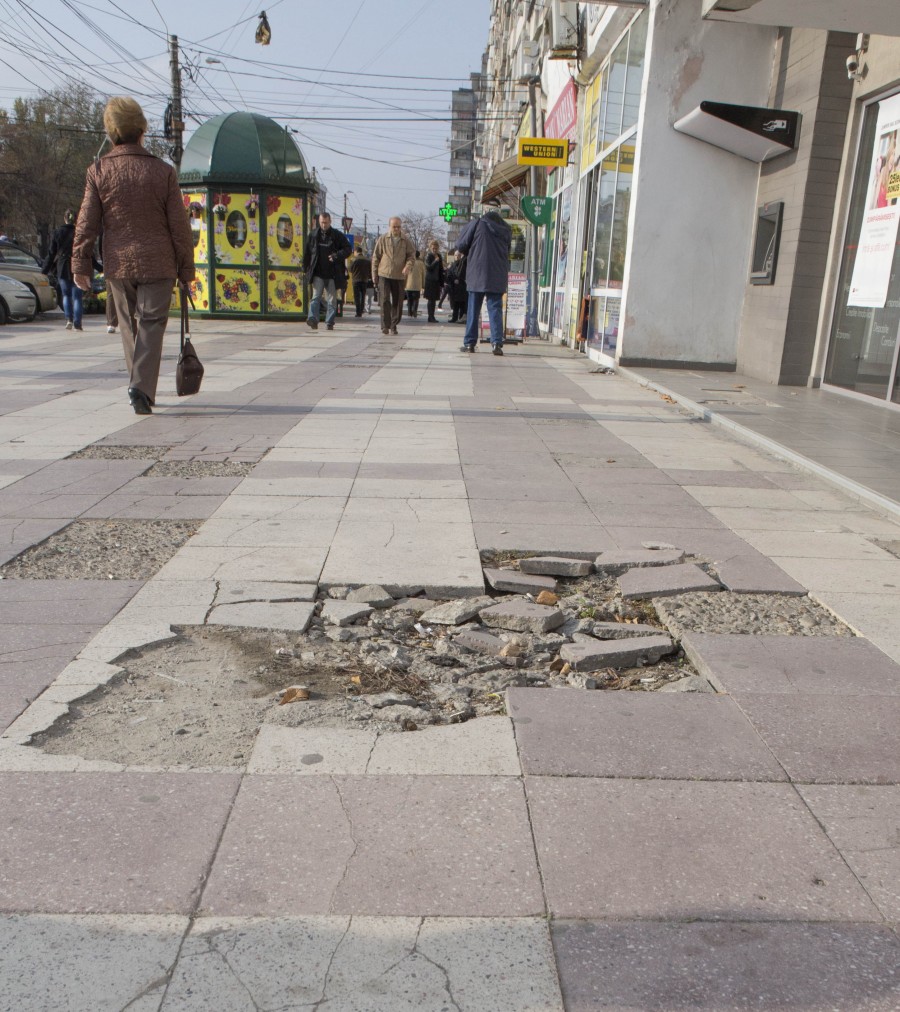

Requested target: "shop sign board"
[
  {"left": 505, "top": 273, "right": 527, "bottom": 337},
  {"left": 848, "top": 92, "right": 900, "bottom": 308},
  {"left": 518, "top": 138, "right": 569, "bottom": 167},
  {"left": 522, "top": 195, "right": 553, "bottom": 226}
]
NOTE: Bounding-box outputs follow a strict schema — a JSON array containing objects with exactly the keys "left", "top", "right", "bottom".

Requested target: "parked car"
[
  {"left": 0, "top": 273, "right": 38, "bottom": 324},
  {"left": 0, "top": 241, "right": 57, "bottom": 313}
]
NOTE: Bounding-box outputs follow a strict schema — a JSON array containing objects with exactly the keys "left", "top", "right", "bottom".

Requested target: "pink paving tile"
[
  {"left": 0, "top": 773, "right": 240, "bottom": 913},
  {"left": 201, "top": 775, "right": 543, "bottom": 917},
  {"left": 527, "top": 778, "right": 878, "bottom": 921}
]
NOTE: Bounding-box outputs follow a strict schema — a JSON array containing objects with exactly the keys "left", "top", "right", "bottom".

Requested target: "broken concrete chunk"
[
  {"left": 594, "top": 549, "right": 686, "bottom": 574},
  {"left": 391, "top": 598, "right": 438, "bottom": 616},
  {"left": 591, "top": 621, "right": 666, "bottom": 640},
  {"left": 321, "top": 600, "right": 374, "bottom": 626},
  {"left": 454, "top": 628, "right": 506, "bottom": 655},
  {"left": 479, "top": 600, "right": 565, "bottom": 634},
  {"left": 619, "top": 563, "right": 721, "bottom": 600},
  {"left": 642, "top": 541, "right": 678, "bottom": 551},
  {"left": 482, "top": 567, "right": 557, "bottom": 595},
  {"left": 207, "top": 601, "right": 315, "bottom": 633},
  {"left": 364, "top": 692, "right": 418, "bottom": 709},
  {"left": 345, "top": 584, "right": 395, "bottom": 608},
  {"left": 566, "top": 672, "right": 598, "bottom": 690},
  {"left": 420, "top": 596, "right": 494, "bottom": 626},
  {"left": 519, "top": 556, "right": 592, "bottom": 577},
  {"left": 325, "top": 627, "right": 371, "bottom": 643},
  {"left": 559, "top": 634, "right": 675, "bottom": 671}
]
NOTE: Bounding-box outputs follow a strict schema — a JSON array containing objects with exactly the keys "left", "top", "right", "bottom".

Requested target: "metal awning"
[
  {"left": 674, "top": 102, "right": 800, "bottom": 162},
  {"left": 481, "top": 154, "right": 528, "bottom": 203},
  {"left": 702, "top": 0, "right": 900, "bottom": 36}
]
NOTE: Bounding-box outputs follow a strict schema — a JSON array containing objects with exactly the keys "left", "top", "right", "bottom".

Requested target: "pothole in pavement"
[
  {"left": 0, "top": 519, "right": 199, "bottom": 580},
  {"left": 143, "top": 460, "right": 254, "bottom": 478}
]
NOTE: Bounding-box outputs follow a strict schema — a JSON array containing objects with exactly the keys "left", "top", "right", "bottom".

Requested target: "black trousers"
[
  {"left": 379, "top": 277, "right": 404, "bottom": 330},
  {"left": 406, "top": 291, "right": 420, "bottom": 317},
  {"left": 353, "top": 285, "right": 365, "bottom": 316},
  {"left": 426, "top": 298, "right": 437, "bottom": 320}
]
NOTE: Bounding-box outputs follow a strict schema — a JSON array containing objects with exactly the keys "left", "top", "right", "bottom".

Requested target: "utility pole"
[
  {"left": 526, "top": 76, "right": 540, "bottom": 338},
  {"left": 363, "top": 212, "right": 368, "bottom": 252},
  {"left": 168, "top": 35, "right": 184, "bottom": 173}
]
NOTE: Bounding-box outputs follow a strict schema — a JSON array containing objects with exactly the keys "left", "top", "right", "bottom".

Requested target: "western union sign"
[{"left": 517, "top": 138, "right": 569, "bottom": 167}]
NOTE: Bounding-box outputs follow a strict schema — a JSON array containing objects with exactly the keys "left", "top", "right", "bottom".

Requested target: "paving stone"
[
  {"left": 390, "top": 597, "right": 438, "bottom": 616},
  {"left": 201, "top": 776, "right": 543, "bottom": 916},
  {"left": 799, "top": 785, "right": 900, "bottom": 921},
  {"left": 216, "top": 581, "right": 317, "bottom": 603},
  {"left": 593, "top": 548, "right": 685, "bottom": 574},
  {"left": 367, "top": 717, "right": 521, "bottom": 775},
  {"left": 0, "top": 773, "right": 240, "bottom": 913},
  {"left": 0, "top": 914, "right": 186, "bottom": 1012},
  {"left": 419, "top": 596, "right": 493, "bottom": 626},
  {"left": 735, "top": 693, "right": 900, "bottom": 784},
  {"left": 681, "top": 633, "right": 900, "bottom": 695},
  {"left": 363, "top": 692, "right": 418, "bottom": 709},
  {"left": 248, "top": 726, "right": 377, "bottom": 774},
  {"left": 345, "top": 584, "right": 395, "bottom": 608},
  {"left": 715, "top": 553, "right": 807, "bottom": 595},
  {"left": 482, "top": 567, "right": 557, "bottom": 595},
  {"left": 518, "top": 556, "right": 592, "bottom": 577},
  {"left": 164, "top": 916, "right": 563, "bottom": 1012},
  {"left": 619, "top": 562, "right": 721, "bottom": 599},
  {"left": 552, "top": 920, "right": 900, "bottom": 1012},
  {"left": 207, "top": 601, "right": 315, "bottom": 632},
  {"left": 479, "top": 600, "right": 565, "bottom": 634},
  {"left": 508, "top": 689, "right": 782, "bottom": 780},
  {"left": 658, "top": 674, "right": 715, "bottom": 693},
  {"left": 321, "top": 600, "right": 374, "bottom": 626},
  {"left": 454, "top": 628, "right": 506, "bottom": 655},
  {"left": 590, "top": 620, "right": 668, "bottom": 640},
  {"left": 526, "top": 778, "right": 879, "bottom": 921},
  {"left": 559, "top": 634, "right": 674, "bottom": 671}
]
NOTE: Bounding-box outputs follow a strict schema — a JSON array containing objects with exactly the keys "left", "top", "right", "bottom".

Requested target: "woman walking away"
[
  {"left": 72, "top": 96, "right": 195, "bottom": 415},
  {"left": 423, "top": 240, "right": 445, "bottom": 322},
  {"left": 405, "top": 250, "right": 425, "bottom": 317},
  {"left": 446, "top": 251, "right": 468, "bottom": 323},
  {"left": 44, "top": 210, "right": 83, "bottom": 331}
]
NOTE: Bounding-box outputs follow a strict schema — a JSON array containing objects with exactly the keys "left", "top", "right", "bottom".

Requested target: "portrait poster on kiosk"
[{"left": 848, "top": 92, "right": 900, "bottom": 308}]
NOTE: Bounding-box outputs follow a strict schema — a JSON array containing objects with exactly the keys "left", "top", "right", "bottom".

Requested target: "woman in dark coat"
[
  {"left": 423, "top": 239, "right": 445, "bottom": 323},
  {"left": 43, "top": 210, "right": 82, "bottom": 331},
  {"left": 446, "top": 251, "right": 468, "bottom": 323}
]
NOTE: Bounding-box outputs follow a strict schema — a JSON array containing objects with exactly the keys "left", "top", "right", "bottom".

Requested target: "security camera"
[{"left": 846, "top": 54, "right": 861, "bottom": 79}]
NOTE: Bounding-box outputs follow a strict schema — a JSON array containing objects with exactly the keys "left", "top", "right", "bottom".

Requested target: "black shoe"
[
  {"left": 382, "top": 328, "right": 389, "bottom": 334},
  {"left": 306, "top": 317, "right": 319, "bottom": 330},
  {"left": 427, "top": 317, "right": 437, "bottom": 322},
  {"left": 326, "top": 323, "right": 334, "bottom": 330},
  {"left": 460, "top": 344, "right": 475, "bottom": 353},
  {"left": 390, "top": 327, "right": 398, "bottom": 335},
  {"left": 492, "top": 345, "right": 504, "bottom": 356},
  {"left": 128, "top": 387, "right": 152, "bottom": 414}
]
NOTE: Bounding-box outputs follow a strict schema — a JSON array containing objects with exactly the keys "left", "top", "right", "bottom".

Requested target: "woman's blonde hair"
[{"left": 103, "top": 97, "right": 147, "bottom": 145}]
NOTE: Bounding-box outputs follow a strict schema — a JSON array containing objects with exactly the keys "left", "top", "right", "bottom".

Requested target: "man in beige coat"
[{"left": 371, "top": 216, "right": 415, "bottom": 334}]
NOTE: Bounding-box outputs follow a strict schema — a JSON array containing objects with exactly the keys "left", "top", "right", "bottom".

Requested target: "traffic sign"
[{"left": 517, "top": 138, "right": 569, "bottom": 167}]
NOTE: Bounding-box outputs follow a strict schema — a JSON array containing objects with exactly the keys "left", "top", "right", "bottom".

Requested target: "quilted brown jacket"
[{"left": 72, "top": 144, "right": 195, "bottom": 284}]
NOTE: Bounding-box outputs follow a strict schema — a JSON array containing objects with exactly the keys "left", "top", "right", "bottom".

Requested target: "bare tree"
[{"left": 397, "top": 209, "right": 448, "bottom": 254}]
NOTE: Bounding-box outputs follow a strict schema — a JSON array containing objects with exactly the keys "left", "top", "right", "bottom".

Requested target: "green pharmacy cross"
[{"left": 439, "top": 201, "right": 459, "bottom": 223}]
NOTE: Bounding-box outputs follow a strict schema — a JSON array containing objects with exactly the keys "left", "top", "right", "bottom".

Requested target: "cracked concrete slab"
[
  {"left": 207, "top": 600, "right": 315, "bottom": 632},
  {"left": 0, "top": 914, "right": 186, "bottom": 1012},
  {"left": 248, "top": 726, "right": 378, "bottom": 774}
]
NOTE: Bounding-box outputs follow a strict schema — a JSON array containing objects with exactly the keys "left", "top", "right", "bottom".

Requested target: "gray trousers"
[{"left": 106, "top": 278, "right": 174, "bottom": 403}]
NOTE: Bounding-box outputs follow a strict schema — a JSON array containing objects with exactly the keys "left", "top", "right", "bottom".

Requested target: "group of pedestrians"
[{"left": 58, "top": 94, "right": 514, "bottom": 418}]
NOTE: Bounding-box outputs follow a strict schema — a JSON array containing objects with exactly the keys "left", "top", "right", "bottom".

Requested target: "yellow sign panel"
[
  {"left": 518, "top": 138, "right": 569, "bottom": 167},
  {"left": 888, "top": 169, "right": 900, "bottom": 202}
]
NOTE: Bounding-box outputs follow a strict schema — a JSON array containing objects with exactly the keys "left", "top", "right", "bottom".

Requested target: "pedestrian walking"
[
  {"left": 405, "top": 250, "right": 425, "bottom": 317},
  {"left": 372, "top": 216, "right": 415, "bottom": 334},
  {"left": 455, "top": 199, "right": 512, "bottom": 355},
  {"left": 348, "top": 245, "right": 372, "bottom": 318},
  {"left": 446, "top": 250, "right": 468, "bottom": 324},
  {"left": 73, "top": 97, "right": 195, "bottom": 415},
  {"left": 423, "top": 240, "right": 445, "bottom": 322},
  {"left": 43, "top": 210, "right": 83, "bottom": 331},
  {"left": 303, "top": 212, "right": 351, "bottom": 331}
]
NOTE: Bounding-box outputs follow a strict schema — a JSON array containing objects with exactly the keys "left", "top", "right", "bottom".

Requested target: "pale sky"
[{"left": 0, "top": 0, "right": 492, "bottom": 233}]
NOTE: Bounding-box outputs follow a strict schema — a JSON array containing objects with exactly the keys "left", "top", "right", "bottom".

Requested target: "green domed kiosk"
[{"left": 179, "top": 112, "right": 317, "bottom": 319}]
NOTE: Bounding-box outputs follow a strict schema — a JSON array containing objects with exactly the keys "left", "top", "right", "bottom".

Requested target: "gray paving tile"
[
  {"left": 468, "top": 498, "right": 598, "bottom": 525},
  {"left": 164, "top": 915, "right": 562, "bottom": 1012},
  {"left": 714, "top": 552, "right": 807, "bottom": 594},
  {"left": 202, "top": 775, "right": 543, "bottom": 916},
  {"left": 81, "top": 494, "right": 228, "bottom": 520},
  {"left": 507, "top": 689, "right": 785, "bottom": 781},
  {"left": 664, "top": 468, "right": 780, "bottom": 487},
  {"left": 0, "top": 773, "right": 240, "bottom": 913},
  {"left": 4, "top": 460, "right": 149, "bottom": 496},
  {"left": 464, "top": 478, "right": 585, "bottom": 503},
  {"left": 0, "top": 580, "right": 142, "bottom": 626},
  {"left": 473, "top": 523, "right": 616, "bottom": 553},
  {"left": 0, "top": 519, "right": 70, "bottom": 565},
  {"left": 551, "top": 920, "right": 900, "bottom": 1012},
  {"left": 587, "top": 504, "right": 727, "bottom": 529},
  {"left": 799, "top": 785, "right": 900, "bottom": 921},
  {"left": 526, "top": 778, "right": 878, "bottom": 920},
  {"left": 682, "top": 633, "right": 900, "bottom": 694},
  {"left": 735, "top": 693, "right": 900, "bottom": 784},
  {"left": 0, "top": 493, "right": 109, "bottom": 519},
  {"left": 619, "top": 562, "right": 721, "bottom": 599},
  {"left": 0, "top": 913, "right": 186, "bottom": 1012}
]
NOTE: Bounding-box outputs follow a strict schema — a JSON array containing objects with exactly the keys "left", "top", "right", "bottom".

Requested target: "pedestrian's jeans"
[
  {"left": 463, "top": 291, "right": 504, "bottom": 348},
  {"left": 309, "top": 276, "right": 337, "bottom": 326},
  {"left": 58, "top": 277, "right": 84, "bottom": 328}
]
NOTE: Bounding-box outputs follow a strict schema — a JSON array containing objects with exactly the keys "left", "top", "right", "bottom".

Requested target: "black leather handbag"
[{"left": 175, "top": 284, "right": 203, "bottom": 396}]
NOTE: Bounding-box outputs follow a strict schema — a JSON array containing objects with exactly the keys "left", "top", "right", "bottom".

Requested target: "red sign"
[{"left": 544, "top": 77, "right": 578, "bottom": 142}]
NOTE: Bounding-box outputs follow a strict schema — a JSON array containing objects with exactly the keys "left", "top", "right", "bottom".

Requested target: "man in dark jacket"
[
  {"left": 44, "top": 210, "right": 82, "bottom": 331},
  {"left": 303, "top": 212, "right": 351, "bottom": 331},
  {"left": 454, "top": 199, "right": 512, "bottom": 355},
  {"left": 348, "top": 246, "right": 372, "bottom": 318}
]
